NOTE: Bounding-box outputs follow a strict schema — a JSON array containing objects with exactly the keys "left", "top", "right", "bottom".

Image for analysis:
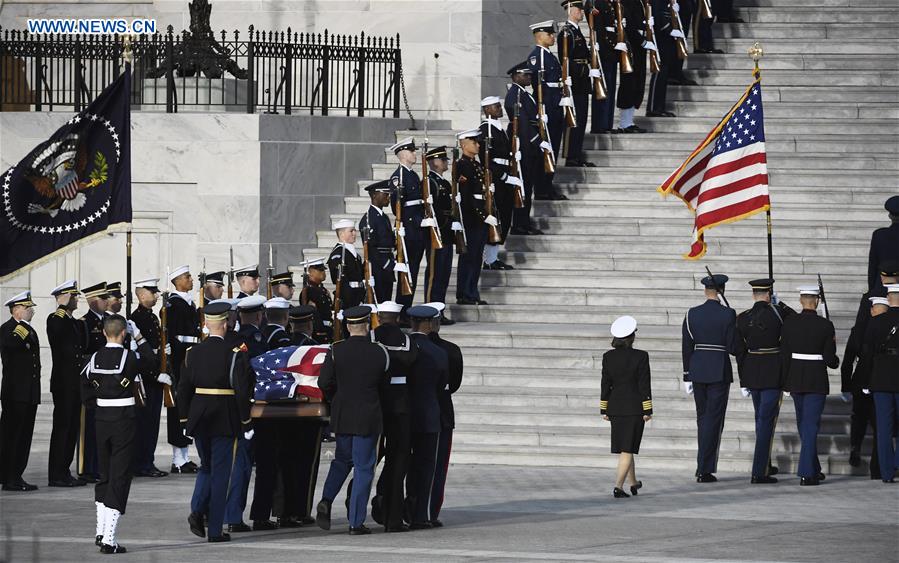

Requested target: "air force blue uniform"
[
  {"left": 360, "top": 204, "right": 396, "bottom": 303},
  {"left": 390, "top": 165, "right": 426, "bottom": 312},
  {"left": 526, "top": 45, "right": 564, "bottom": 185}
]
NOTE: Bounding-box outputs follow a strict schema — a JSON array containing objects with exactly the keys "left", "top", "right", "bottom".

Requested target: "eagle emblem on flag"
[{"left": 23, "top": 132, "right": 109, "bottom": 217}]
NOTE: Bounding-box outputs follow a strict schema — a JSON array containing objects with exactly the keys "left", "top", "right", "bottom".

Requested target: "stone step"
[
  {"left": 712, "top": 22, "right": 897, "bottom": 40},
  {"left": 737, "top": 0, "right": 896, "bottom": 12},
  {"left": 713, "top": 38, "right": 897, "bottom": 56},
  {"left": 687, "top": 69, "right": 897, "bottom": 88},
  {"left": 669, "top": 84, "right": 899, "bottom": 103},
  {"left": 686, "top": 53, "right": 897, "bottom": 72},
  {"left": 634, "top": 117, "right": 898, "bottom": 137},
  {"left": 667, "top": 101, "right": 897, "bottom": 120}
]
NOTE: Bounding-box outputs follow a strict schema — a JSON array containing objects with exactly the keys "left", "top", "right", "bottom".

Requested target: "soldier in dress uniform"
[
  {"left": 78, "top": 281, "right": 110, "bottom": 482},
  {"left": 370, "top": 300, "right": 418, "bottom": 532},
  {"left": 166, "top": 265, "right": 200, "bottom": 475},
  {"left": 329, "top": 219, "right": 366, "bottom": 319},
  {"left": 388, "top": 138, "right": 426, "bottom": 318},
  {"left": 46, "top": 280, "right": 88, "bottom": 487},
  {"left": 233, "top": 265, "right": 261, "bottom": 299},
  {"left": 180, "top": 301, "right": 255, "bottom": 543},
  {"left": 269, "top": 272, "right": 295, "bottom": 301},
  {"left": 646, "top": 0, "right": 678, "bottom": 117},
  {"left": 862, "top": 284, "right": 899, "bottom": 483},
  {"left": 422, "top": 147, "right": 460, "bottom": 317},
  {"left": 83, "top": 314, "right": 148, "bottom": 554},
  {"left": 735, "top": 278, "right": 795, "bottom": 484},
  {"left": 558, "top": 0, "right": 597, "bottom": 166},
  {"left": 359, "top": 179, "right": 396, "bottom": 303},
  {"left": 682, "top": 273, "right": 738, "bottom": 482},
  {"left": 455, "top": 130, "right": 490, "bottom": 306},
  {"left": 479, "top": 97, "right": 517, "bottom": 272},
  {"left": 587, "top": 0, "right": 621, "bottom": 133},
  {"left": 316, "top": 306, "right": 391, "bottom": 535},
  {"left": 130, "top": 278, "right": 171, "bottom": 479},
  {"left": 424, "top": 302, "right": 463, "bottom": 526},
  {"left": 289, "top": 305, "right": 318, "bottom": 346},
  {"left": 867, "top": 196, "right": 899, "bottom": 293},
  {"left": 202, "top": 272, "right": 227, "bottom": 302},
  {"left": 693, "top": 0, "right": 722, "bottom": 54},
  {"left": 781, "top": 286, "right": 840, "bottom": 486},
  {"left": 667, "top": 0, "right": 699, "bottom": 85},
  {"left": 300, "top": 260, "right": 333, "bottom": 344},
  {"left": 0, "top": 291, "right": 41, "bottom": 491},
  {"left": 106, "top": 282, "right": 124, "bottom": 315},
  {"left": 504, "top": 63, "right": 545, "bottom": 235},
  {"left": 405, "top": 305, "right": 448, "bottom": 529},
  {"left": 616, "top": 0, "right": 650, "bottom": 132}
]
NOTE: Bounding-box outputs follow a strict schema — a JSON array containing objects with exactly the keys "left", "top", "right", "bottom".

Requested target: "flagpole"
[
  {"left": 749, "top": 42, "right": 773, "bottom": 280},
  {"left": 126, "top": 230, "right": 133, "bottom": 319}
]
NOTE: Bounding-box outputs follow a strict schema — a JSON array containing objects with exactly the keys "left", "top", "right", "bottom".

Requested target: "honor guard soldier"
[
  {"left": 237, "top": 295, "right": 267, "bottom": 359},
  {"left": 646, "top": 0, "right": 678, "bottom": 117},
  {"left": 262, "top": 297, "right": 293, "bottom": 349},
  {"left": 424, "top": 302, "right": 463, "bottom": 526},
  {"left": 558, "top": 0, "right": 597, "bottom": 166},
  {"left": 694, "top": 0, "right": 723, "bottom": 54},
  {"left": 781, "top": 286, "right": 839, "bottom": 486},
  {"left": 862, "top": 284, "right": 899, "bottom": 483},
  {"left": 83, "top": 314, "right": 147, "bottom": 554},
  {"left": 371, "top": 300, "right": 418, "bottom": 532},
  {"left": 389, "top": 138, "right": 426, "bottom": 315},
  {"left": 289, "top": 305, "right": 319, "bottom": 346},
  {"left": 667, "top": 0, "right": 698, "bottom": 85},
  {"left": 130, "top": 278, "right": 171, "bottom": 479},
  {"left": 180, "top": 301, "right": 255, "bottom": 543},
  {"left": 682, "top": 273, "right": 738, "bottom": 483},
  {"left": 423, "top": 147, "right": 458, "bottom": 315},
  {"left": 106, "top": 282, "right": 124, "bottom": 315},
  {"left": 479, "top": 97, "right": 517, "bottom": 272},
  {"left": 269, "top": 272, "right": 295, "bottom": 301},
  {"left": 234, "top": 265, "right": 261, "bottom": 299},
  {"left": 359, "top": 180, "right": 396, "bottom": 303},
  {"left": 166, "top": 265, "right": 200, "bottom": 474},
  {"left": 587, "top": 0, "right": 621, "bottom": 133},
  {"left": 300, "top": 259, "right": 334, "bottom": 343},
  {"left": 316, "top": 306, "right": 391, "bottom": 535},
  {"left": 46, "top": 280, "right": 88, "bottom": 487},
  {"left": 78, "top": 281, "right": 110, "bottom": 482},
  {"left": 202, "top": 271, "right": 227, "bottom": 302},
  {"left": 735, "top": 279, "right": 795, "bottom": 484},
  {"left": 406, "top": 305, "right": 449, "bottom": 529},
  {"left": 330, "top": 219, "right": 366, "bottom": 315},
  {"left": 617, "top": 0, "right": 650, "bottom": 132},
  {"left": 455, "top": 130, "right": 490, "bottom": 306},
  {"left": 867, "top": 196, "right": 899, "bottom": 293},
  {"left": 505, "top": 62, "right": 545, "bottom": 235},
  {"left": 0, "top": 291, "right": 41, "bottom": 491}
]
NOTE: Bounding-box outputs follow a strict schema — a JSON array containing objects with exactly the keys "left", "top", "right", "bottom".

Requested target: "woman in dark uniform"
[{"left": 601, "top": 316, "right": 653, "bottom": 498}]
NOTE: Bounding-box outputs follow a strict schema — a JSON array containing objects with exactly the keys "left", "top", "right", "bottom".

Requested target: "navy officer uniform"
[
  {"left": 527, "top": 20, "right": 565, "bottom": 200},
  {"left": 558, "top": 0, "right": 595, "bottom": 166},
  {"left": 682, "top": 274, "right": 738, "bottom": 482},
  {"left": 867, "top": 196, "right": 899, "bottom": 292},
  {"left": 359, "top": 180, "right": 396, "bottom": 303},
  {"left": 181, "top": 302, "right": 254, "bottom": 543},
  {"left": 423, "top": 147, "right": 458, "bottom": 307},
  {"left": 454, "top": 129, "right": 489, "bottom": 306},
  {"left": 504, "top": 64, "right": 546, "bottom": 234},
  {"left": 389, "top": 138, "right": 426, "bottom": 314},
  {"left": 781, "top": 286, "right": 839, "bottom": 486},
  {"left": 735, "top": 279, "right": 794, "bottom": 483}
]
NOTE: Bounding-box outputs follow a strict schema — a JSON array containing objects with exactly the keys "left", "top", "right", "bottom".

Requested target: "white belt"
[
  {"left": 545, "top": 82, "right": 561, "bottom": 88},
  {"left": 694, "top": 344, "right": 727, "bottom": 352},
  {"left": 390, "top": 376, "right": 407, "bottom": 385},
  {"left": 404, "top": 199, "right": 423, "bottom": 207},
  {"left": 791, "top": 353, "right": 824, "bottom": 361},
  {"left": 473, "top": 194, "right": 485, "bottom": 200},
  {"left": 348, "top": 281, "right": 363, "bottom": 289},
  {"left": 322, "top": 320, "right": 332, "bottom": 327},
  {"left": 177, "top": 335, "right": 199, "bottom": 344},
  {"left": 493, "top": 158, "right": 510, "bottom": 166},
  {"left": 96, "top": 397, "right": 135, "bottom": 407}
]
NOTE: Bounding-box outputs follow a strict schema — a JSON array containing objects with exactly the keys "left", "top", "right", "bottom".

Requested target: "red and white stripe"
[{"left": 59, "top": 178, "right": 79, "bottom": 200}]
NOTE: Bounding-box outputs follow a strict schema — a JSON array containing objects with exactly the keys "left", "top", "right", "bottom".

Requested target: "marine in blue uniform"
[
  {"left": 735, "top": 279, "right": 794, "bottom": 483},
  {"left": 77, "top": 282, "right": 110, "bottom": 482},
  {"left": 422, "top": 147, "right": 458, "bottom": 314},
  {"left": 682, "top": 273, "right": 738, "bottom": 482},
  {"left": 454, "top": 130, "right": 490, "bottom": 306},
  {"left": 781, "top": 286, "right": 840, "bottom": 486},
  {"left": 558, "top": 0, "right": 597, "bottom": 166},
  {"left": 359, "top": 180, "right": 396, "bottom": 303},
  {"left": 867, "top": 196, "right": 899, "bottom": 293},
  {"left": 389, "top": 138, "right": 426, "bottom": 316},
  {"left": 505, "top": 64, "right": 547, "bottom": 235},
  {"left": 166, "top": 266, "right": 200, "bottom": 474}
]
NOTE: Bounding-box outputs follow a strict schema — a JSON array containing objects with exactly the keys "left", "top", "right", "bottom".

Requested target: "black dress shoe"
[
  {"left": 170, "top": 462, "right": 198, "bottom": 474},
  {"left": 482, "top": 261, "right": 497, "bottom": 271},
  {"left": 477, "top": 300, "right": 489, "bottom": 305},
  {"left": 751, "top": 476, "right": 778, "bottom": 484},
  {"left": 718, "top": 16, "right": 745, "bottom": 23},
  {"left": 301, "top": 516, "right": 316, "bottom": 525},
  {"left": 493, "top": 260, "right": 514, "bottom": 270},
  {"left": 208, "top": 533, "right": 231, "bottom": 543},
  {"left": 613, "top": 487, "right": 630, "bottom": 498},
  {"left": 252, "top": 519, "right": 278, "bottom": 531},
  {"left": 695, "top": 48, "right": 725, "bottom": 54},
  {"left": 321, "top": 434, "right": 335, "bottom": 443},
  {"left": 135, "top": 468, "right": 168, "bottom": 478},
  {"left": 800, "top": 477, "right": 819, "bottom": 486},
  {"left": 456, "top": 298, "right": 478, "bottom": 306},
  {"left": 528, "top": 226, "right": 545, "bottom": 235},
  {"left": 439, "top": 314, "right": 455, "bottom": 326},
  {"left": 696, "top": 473, "right": 718, "bottom": 483},
  {"left": 552, "top": 192, "right": 569, "bottom": 200},
  {"left": 817, "top": 472, "right": 826, "bottom": 481},
  {"left": 316, "top": 499, "right": 332, "bottom": 530},
  {"left": 619, "top": 125, "right": 647, "bottom": 134},
  {"left": 883, "top": 478, "right": 896, "bottom": 483},
  {"left": 430, "top": 519, "right": 444, "bottom": 528},
  {"left": 385, "top": 523, "right": 410, "bottom": 532},
  {"left": 849, "top": 450, "right": 861, "bottom": 467},
  {"left": 646, "top": 111, "right": 668, "bottom": 117},
  {"left": 349, "top": 525, "right": 372, "bottom": 535},
  {"left": 188, "top": 512, "right": 206, "bottom": 538},
  {"left": 409, "top": 521, "right": 433, "bottom": 530},
  {"left": 534, "top": 194, "right": 554, "bottom": 201},
  {"left": 78, "top": 473, "right": 99, "bottom": 484},
  {"left": 95, "top": 535, "right": 104, "bottom": 546},
  {"left": 277, "top": 517, "right": 302, "bottom": 528},
  {"left": 99, "top": 543, "right": 127, "bottom": 554},
  {"left": 510, "top": 226, "right": 531, "bottom": 236},
  {"left": 229, "top": 522, "right": 252, "bottom": 533},
  {"left": 768, "top": 465, "right": 779, "bottom": 476},
  {"left": 371, "top": 495, "right": 384, "bottom": 525},
  {"left": 630, "top": 481, "right": 643, "bottom": 496},
  {"left": 48, "top": 479, "right": 77, "bottom": 487}
]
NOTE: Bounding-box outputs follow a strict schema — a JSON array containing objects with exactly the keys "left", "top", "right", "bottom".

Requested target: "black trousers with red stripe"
[{"left": 429, "top": 428, "right": 453, "bottom": 522}]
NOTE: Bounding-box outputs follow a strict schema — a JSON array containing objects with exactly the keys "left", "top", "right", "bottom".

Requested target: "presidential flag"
[
  {"left": 658, "top": 74, "right": 769, "bottom": 259},
  {"left": 251, "top": 345, "right": 330, "bottom": 402},
  {"left": 0, "top": 67, "right": 132, "bottom": 281}
]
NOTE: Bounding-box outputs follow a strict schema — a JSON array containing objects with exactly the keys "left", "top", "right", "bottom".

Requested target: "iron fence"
[{"left": 0, "top": 25, "right": 404, "bottom": 116}]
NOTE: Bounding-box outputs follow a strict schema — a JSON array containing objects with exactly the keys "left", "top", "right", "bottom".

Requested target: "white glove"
[
  {"left": 642, "top": 41, "right": 658, "bottom": 52},
  {"left": 671, "top": 1, "right": 680, "bottom": 12},
  {"left": 564, "top": 76, "right": 573, "bottom": 87},
  {"left": 683, "top": 381, "right": 693, "bottom": 395},
  {"left": 455, "top": 194, "right": 462, "bottom": 204},
  {"left": 484, "top": 215, "right": 499, "bottom": 227},
  {"left": 420, "top": 217, "right": 437, "bottom": 228},
  {"left": 451, "top": 221, "right": 464, "bottom": 232},
  {"left": 244, "top": 429, "right": 255, "bottom": 441},
  {"left": 489, "top": 183, "right": 496, "bottom": 193},
  {"left": 368, "top": 276, "right": 376, "bottom": 288},
  {"left": 783, "top": 391, "right": 791, "bottom": 398},
  {"left": 506, "top": 175, "right": 524, "bottom": 188},
  {"left": 670, "top": 29, "right": 685, "bottom": 39},
  {"left": 393, "top": 263, "right": 409, "bottom": 274},
  {"left": 559, "top": 97, "right": 575, "bottom": 108},
  {"left": 540, "top": 141, "right": 553, "bottom": 152},
  {"left": 514, "top": 151, "right": 522, "bottom": 162},
  {"left": 425, "top": 195, "right": 433, "bottom": 205},
  {"left": 157, "top": 373, "right": 173, "bottom": 386},
  {"left": 614, "top": 42, "right": 628, "bottom": 52},
  {"left": 594, "top": 42, "right": 601, "bottom": 52},
  {"left": 398, "top": 226, "right": 406, "bottom": 237},
  {"left": 164, "top": 343, "right": 172, "bottom": 356},
  {"left": 126, "top": 319, "right": 138, "bottom": 336},
  {"left": 840, "top": 392, "right": 852, "bottom": 403},
  {"left": 202, "top": 325, "right": 210, "bottom": 336},
  {"left": 622, "top": 18, "right": 627, "bottom": 27},
  {"left": 129, "top": 339, "right": 138, "bottom": 352},
  {"left": 540, "top": 113, "right": 549, "bottom": 123},
  {"left": 648, "top": 16, "right": 655, "bottom": 26},
  {"left": 589, "top": 68, "right": 602, "bottom": 79},
  {"left": 862, "top": 388, "right": 871, "bottom": 395},
  {"left": 741, "top": 387, "right": 751, "bottom": 398}
]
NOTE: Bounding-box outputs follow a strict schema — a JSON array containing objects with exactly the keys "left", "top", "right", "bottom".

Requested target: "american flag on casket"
[{"left": 251, "top": 345, "right": 330, "bottom": 402}]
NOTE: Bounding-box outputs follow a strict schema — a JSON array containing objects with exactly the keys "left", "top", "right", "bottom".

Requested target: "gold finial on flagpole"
[
  {"left": 122, "top": 33, "right": 134, "bottom": 65},
  {"left": 748, "top": 42, "right": 764, "bottom": 71}
]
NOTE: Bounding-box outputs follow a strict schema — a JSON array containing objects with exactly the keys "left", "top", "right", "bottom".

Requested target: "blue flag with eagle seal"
[{"left": 0, "top": 66, "right": 131, "bottom": 281}]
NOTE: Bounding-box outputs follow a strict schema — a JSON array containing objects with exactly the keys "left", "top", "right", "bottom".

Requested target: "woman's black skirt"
[{"left": 610, "top": 415, "right": 645, "bottom": 454}]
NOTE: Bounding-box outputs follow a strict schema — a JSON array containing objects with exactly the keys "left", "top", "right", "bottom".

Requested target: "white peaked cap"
[
  {"left": 170, "top": 265, "right": 190, "bottom": 281},
  {"left": 610, "top": 315, "right": 638, "bottom": 338}
]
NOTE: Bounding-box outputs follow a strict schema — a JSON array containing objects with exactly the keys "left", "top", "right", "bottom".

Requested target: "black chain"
[{"left": 399, "top": 62, "right": 416, "bottom": 129}]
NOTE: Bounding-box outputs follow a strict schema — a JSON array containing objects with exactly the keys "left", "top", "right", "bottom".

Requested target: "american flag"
[
  {"left": 251, "top": 345, "right": 330, "bottom": 402},
  {"left": 659, "top": 76, "right": 770, "bottom": 259}
]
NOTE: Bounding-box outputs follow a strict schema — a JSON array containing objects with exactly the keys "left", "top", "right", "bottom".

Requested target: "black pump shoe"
[{"left": 613, "top": 487, "right": 630, "bottom": 498}]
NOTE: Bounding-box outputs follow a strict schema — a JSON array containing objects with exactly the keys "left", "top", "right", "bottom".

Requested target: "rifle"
[
  {"left": 332, "top": 247, "right": 344, "bottom": 342},
  {"left": 361, "top": 223, "right": 381, "bottom": 329},
  {"left": 266, "top": 244, "right": 274, "bottom": 300},
  {"left": 587, "top": 2, "right": 609, "bottom": 100},
  {"left": 817, "top": 274, "right": 830, "bottom": 320},
  {"left": 642, "top": 0, "right": 661, "bottom": 74},
  {"left": 158, "top": 287, "right": 175, "bottom": 408},
  {"left": 558, "top": 23, "right": 577, "bottom": 160},
  {"left": 535, "top": 69, "right": 556, "bottom": 174},
  {"left": 669, "top": 0, "right": 689, "bottom": 60},
  {"left": 394, "top": 172, "right": 413, "bottom": 295},
  {"left": 228, "top": 246, "right": 234, "bottom": 298},
  {"left": 484, "top": 122, "right": 502, "bottom": 244},
  {"left": 450, "top": 147, "right": 468, "bottom": 254},
  {"left": 705, "top": 265, "right": 731, "bottom": 308},
  {"left": 510, "top": 93, "right": 525, "bottom": 209},
  {"left": 420, "top": 133, "right": 444, "bottom": 250},
  {"left": 197, "top": 260, "right": 206, "bottom": 341},
  {"left": 613, "top": 0, "right": 634, "bottom": 73}
]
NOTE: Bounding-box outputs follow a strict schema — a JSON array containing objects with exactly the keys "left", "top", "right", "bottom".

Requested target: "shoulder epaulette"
[
  {"left": 234, "top": 342, "right": 248, "bottom": 353},
  {"left": 13, "top": 325, "right": 29, "bottom": 339},
  {"left": 54, "top": 309, "right": 67, "bottom": 318}
]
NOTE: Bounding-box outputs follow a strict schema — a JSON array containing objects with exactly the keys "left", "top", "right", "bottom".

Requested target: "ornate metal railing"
[{"left": 0, "top": 25, "right": 404, "bottom": 116}]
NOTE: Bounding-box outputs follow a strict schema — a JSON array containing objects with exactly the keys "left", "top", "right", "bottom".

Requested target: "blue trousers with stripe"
[
  {"left": 873, "top": 392, "right": 899, "bottom": 481},
  {"left": 791, "top": 393, "right": 825, "bottom": 478},
  {"left": 191, "top": 436, "right": 237, "bottom": 538},
  {"left": 749, "top": 388, "right": 781, "bottom": 478},
  {"left": 322, "top": 433, "right": 378, "bottom": 528}
]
